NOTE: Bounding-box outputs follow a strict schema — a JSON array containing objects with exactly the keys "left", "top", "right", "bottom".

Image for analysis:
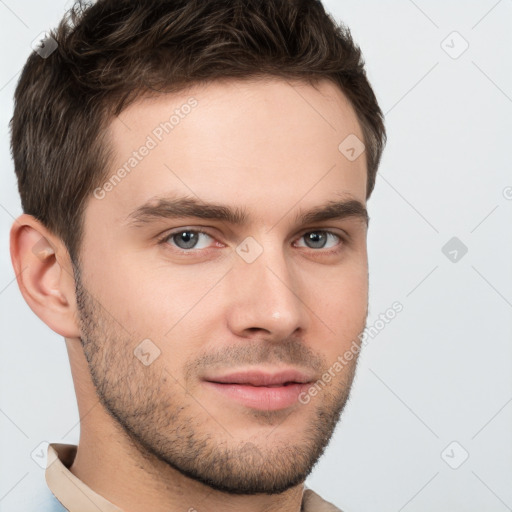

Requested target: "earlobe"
[{"left": 9, "top": 214, "right": 81, "bottom": 339}]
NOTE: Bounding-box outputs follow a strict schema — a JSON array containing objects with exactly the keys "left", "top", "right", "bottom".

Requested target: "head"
[{"left": 10, "top": 0, "right": 385, "bottom": 496}]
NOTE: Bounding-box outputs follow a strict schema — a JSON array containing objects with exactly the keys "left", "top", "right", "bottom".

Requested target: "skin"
[{"left": 10, "top": 77, "right": 369, "bottom": 512}]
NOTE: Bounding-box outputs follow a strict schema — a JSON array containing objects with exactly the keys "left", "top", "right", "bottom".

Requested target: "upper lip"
[{"left": 203, "top": 368, "right": 316, "bottom": 387}]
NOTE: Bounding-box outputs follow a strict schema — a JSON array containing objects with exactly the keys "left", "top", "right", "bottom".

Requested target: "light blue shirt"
[{"left": 0, "top": 471, "right": 66, "bottom": 512}]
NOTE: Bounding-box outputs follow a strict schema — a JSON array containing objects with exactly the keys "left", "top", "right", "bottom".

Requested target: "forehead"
[{"left": 91, "top": 78, "right": 367, "bottom": 226}]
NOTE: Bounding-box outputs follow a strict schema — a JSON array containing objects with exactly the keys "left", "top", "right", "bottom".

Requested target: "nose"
[{"left": 224, "top": 241, "right": 310, "bottom": 341}]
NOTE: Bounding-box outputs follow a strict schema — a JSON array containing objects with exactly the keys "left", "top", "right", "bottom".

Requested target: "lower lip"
[{"left": 204, "top": 381, "right": 311, "bottom": 411}]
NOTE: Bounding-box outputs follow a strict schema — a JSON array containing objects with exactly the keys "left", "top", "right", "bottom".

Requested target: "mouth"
[{"left": 202, "top": 368, "right": 315, "bottom": 411}]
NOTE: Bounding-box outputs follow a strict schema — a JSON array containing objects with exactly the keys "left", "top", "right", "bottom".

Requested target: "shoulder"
[{"left": 302, "top": 487, "right": 344, "bottom": 512}]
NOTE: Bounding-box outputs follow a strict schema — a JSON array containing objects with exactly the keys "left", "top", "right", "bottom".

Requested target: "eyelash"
[{"left": 156, "top": 228, "right": 347, "bottom": 255}]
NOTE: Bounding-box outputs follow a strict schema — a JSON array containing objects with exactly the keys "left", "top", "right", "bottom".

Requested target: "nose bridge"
[{"left": 225, "top": 236, "right": 308, "bottom": 336}]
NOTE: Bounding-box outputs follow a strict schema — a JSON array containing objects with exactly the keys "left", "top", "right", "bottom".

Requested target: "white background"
[{"left": 1, "top": 1, "right": 511, "bottom": 511}]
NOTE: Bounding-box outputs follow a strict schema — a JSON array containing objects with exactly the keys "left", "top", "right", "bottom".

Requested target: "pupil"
[
  {"left": 177, "top": 231, "right": 197, "bottom": 248},
  {"left": 308, "top": 232, "right": 325, "bottom": 248}
]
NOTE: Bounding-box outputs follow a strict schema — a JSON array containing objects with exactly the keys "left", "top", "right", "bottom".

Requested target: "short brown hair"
[{"left": 10, "top": 0, "right": 386, "bottom": 265}]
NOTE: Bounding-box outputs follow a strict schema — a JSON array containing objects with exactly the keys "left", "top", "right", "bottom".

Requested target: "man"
[{"left": 9, "top": 0, "right": 386, "bottom": 510}]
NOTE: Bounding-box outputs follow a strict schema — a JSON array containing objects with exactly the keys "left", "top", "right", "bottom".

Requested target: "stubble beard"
[{"left": 74, "top": 269, "right": 362, "bottom": 495}]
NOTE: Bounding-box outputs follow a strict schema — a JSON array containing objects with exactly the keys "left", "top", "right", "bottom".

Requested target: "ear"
[{"left": 9, "top": 214, "right": 80, "bottom": 338}]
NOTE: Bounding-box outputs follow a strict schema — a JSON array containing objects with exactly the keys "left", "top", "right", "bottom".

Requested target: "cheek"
[
  {"left": 87, "top": 256, "right": 223, "bottom": 350},
  {"left": 310, "top": 262, "right": 368, "bottom": 343}
]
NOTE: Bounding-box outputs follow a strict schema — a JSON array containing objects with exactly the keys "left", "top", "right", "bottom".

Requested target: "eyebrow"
[{"left": 125, "top": 195, "right": 369, "bottom": 229}]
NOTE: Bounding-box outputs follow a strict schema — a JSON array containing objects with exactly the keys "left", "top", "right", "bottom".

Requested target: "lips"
[
  {"left": 202, "top": 368, "right": 315, "bottom": 411},
  {"left": 203, "top": 369, "right": 315, "bottom": 387}
]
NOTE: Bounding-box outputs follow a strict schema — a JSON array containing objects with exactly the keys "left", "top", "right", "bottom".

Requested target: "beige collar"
[
  {"left": 45, "top": 443, "right": 341, "bottom": 511},
  {"left": 46, "top": 444, "right": 123, "bottom": 512}
]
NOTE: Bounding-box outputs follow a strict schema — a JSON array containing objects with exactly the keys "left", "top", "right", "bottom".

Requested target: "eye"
[
  {"left": 160, "top": 229, "right": 216, "bottom": 251},
  {"left": 294, "top": 230, "right": 343, "bottom": 251}
]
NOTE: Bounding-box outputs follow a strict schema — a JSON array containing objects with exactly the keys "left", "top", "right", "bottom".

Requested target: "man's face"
[{"left": 75, "top": 78, "right": 369, "bottom": 494}]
